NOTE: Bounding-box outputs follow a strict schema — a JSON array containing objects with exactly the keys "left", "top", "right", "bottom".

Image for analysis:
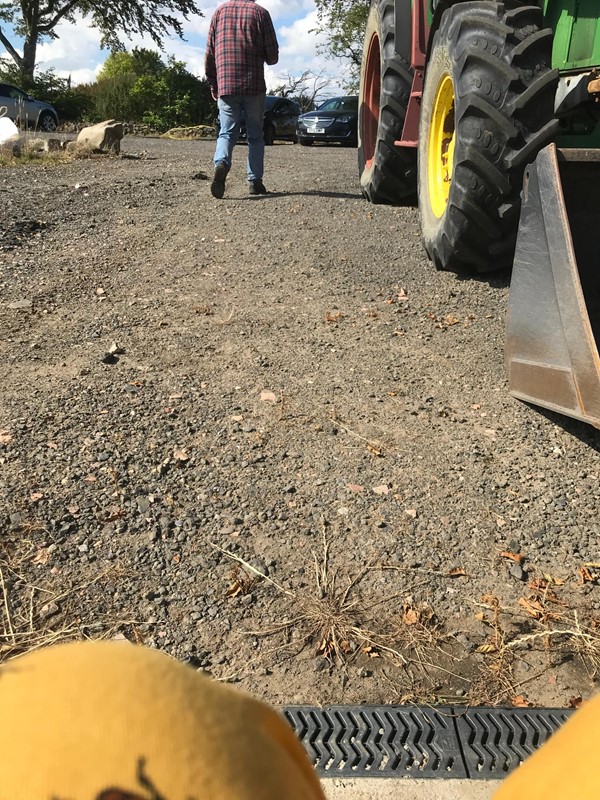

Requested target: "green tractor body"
[{"left": 359, "top": 0, "right": 600, "bottom": 428}]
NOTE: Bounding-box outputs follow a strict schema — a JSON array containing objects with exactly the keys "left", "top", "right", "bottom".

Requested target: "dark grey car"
[
  {"left": 296, "top": 96, "right": 358, "bottom": 147},
  {"left": 0, "top": 83, "right": 59, "bottom": 131}
]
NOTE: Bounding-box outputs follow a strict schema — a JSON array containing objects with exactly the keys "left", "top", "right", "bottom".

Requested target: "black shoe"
[
  {"left": 248, "top": 180, "right": 268, "bottom": 195},
  {"left": 211, "top": 162, "right": 229, "bottom": 199}
]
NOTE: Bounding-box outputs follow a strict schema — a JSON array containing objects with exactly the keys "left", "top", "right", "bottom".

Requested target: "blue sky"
[{"left": 0, "top": 0, "right": 351, "bottom": 92}]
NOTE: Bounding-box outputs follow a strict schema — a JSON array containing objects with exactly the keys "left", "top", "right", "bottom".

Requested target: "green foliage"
[
  {"left": 313, "top": 0, "right": 370, "bottom": 86},
  {"left": 87, "top": 53, "right": 216, "bottom": 130}
]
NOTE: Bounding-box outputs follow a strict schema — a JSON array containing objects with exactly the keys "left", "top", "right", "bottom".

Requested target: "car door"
[
  {"left": 0, "top": 84, "right": 18, "bottom": 121},
  {"left": 275, "top": 100, "right": 298, "bottom": 137}
]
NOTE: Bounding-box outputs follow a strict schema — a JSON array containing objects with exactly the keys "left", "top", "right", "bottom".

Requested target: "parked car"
[
  {"left": 215, "top": 96, "right": 300, "bottom": 145},
  {"left": 0, "top": 83, "right": 58, "bottom": 132},
  {"left": 296, "top": 96, "right": 358, "bottom": 147}
]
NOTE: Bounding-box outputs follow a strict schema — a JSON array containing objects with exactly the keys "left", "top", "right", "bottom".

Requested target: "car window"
[
  {"left": 339, "top": 97, "right": 358, "bottom": 112},
  {"left": 0, "top": 84, "right": 11, "bottom": 98}
]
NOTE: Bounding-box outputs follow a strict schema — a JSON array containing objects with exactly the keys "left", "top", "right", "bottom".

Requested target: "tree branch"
[{"left": 0, "top": 25, "right": 23, "bottom": 67}]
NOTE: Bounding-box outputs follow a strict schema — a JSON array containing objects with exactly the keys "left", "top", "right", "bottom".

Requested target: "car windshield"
[{"left": 317, "top": 97, "right": 358, "bottom": 112}]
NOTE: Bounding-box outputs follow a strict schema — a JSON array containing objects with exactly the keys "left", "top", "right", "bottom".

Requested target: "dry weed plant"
[
  {"left": 213, "top": 530, "right": 453, "bottom": 693},
  {"left": 0, "top": 541, "right": 137, "bottom": 664},
  {"left": 471, "top": 583, "right": 600, "bottom": 704}
]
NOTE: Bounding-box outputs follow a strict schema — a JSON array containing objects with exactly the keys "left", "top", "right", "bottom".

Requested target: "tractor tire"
[
  {"left": 358, "top": 0, "right": 417, "bottom": 204},
  {"left": 418, "top": 2, "right": 558, "bottom": 273}
]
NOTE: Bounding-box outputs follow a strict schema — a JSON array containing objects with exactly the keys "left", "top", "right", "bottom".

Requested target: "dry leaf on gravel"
[
  {"left": 511, "top": 695, "right": 531, "bottom": 708},
  {"left": 173, "top": 448, "right": 190, "bottom": 462},
  {"left": 325, "top": 311, "right": 344, "bottom": 324},
  {"left": 447, "top": 568, "right": 468, "bottom": 578},
  {"left": 404, "top": 509, "right": 417, "bottom": 519},
  {"left": 373, "top": 485, "right": 389, "bottom": 496},
  {"left": 518, "top": 597, "right": 545, "bottom": 619},
  {"left": 260, "top": 390, "right": 278, "bottom": 404},
  {"left": 500, "top": 551, "right": 524, "bottom": 563},
  {"left": 347, "top": 484, "right": 364, "bottom": 493},
  {"left": 0, "top": 431, "right": 12, "bottom": 444}
]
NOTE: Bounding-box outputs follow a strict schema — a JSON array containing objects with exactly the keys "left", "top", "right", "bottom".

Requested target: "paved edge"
[{"left": 320, "top": 778, "right": 503, "bottom": 800}]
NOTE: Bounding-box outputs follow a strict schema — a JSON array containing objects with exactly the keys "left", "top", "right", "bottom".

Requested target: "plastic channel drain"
[{"left": 284, "top": 706, "right": 574, "bottom": 779}]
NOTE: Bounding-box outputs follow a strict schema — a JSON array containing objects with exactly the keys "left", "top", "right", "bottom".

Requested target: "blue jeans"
[{"left": 214, "top": 94, "right": 266, "bottom": 182}]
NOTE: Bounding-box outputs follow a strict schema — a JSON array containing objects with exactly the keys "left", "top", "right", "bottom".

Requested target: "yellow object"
[
  {"left": 428, "top": 72, "right": 455, "bottom": 219},
  {"left": 0, "top": 642, "right": 325, "bottom": 800},
  {"left": 494, "top": 697, "right": 597, "bottom": 799}
]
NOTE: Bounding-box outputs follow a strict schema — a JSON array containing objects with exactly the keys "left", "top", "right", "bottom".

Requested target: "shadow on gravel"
[
  {"left": 248, "top": 190, "right": 363, "bottom": 200},
  {"left": 453, "top": 267, "right": 512, "bottom": 290},
  {"left": 528, "top": 405, "right": 600, "bottom": 450}
]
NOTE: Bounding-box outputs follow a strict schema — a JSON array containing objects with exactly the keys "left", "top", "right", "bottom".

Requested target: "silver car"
[{"left": 0, "top": 83, "right": 59, "bottom": 132}]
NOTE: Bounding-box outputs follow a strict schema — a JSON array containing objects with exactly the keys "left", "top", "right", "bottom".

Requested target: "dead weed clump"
[{"left": 213, "top": 530, "right": 450, "bottom": 684}]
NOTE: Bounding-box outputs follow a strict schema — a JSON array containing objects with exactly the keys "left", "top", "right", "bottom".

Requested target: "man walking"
[{"left": 205, "top": 0, "right": 279, "bottom": 199}]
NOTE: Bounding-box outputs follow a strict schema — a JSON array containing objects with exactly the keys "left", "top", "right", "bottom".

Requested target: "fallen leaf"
[
  {"left": 260, "top": 390, "right": 278, "bottom": 404},
  {"left": 496, "top": 516, "right": 506, "bottom": 528},
  {"left": 231, "top": 415, "right": 244, "bottom": 422},
  {"left": 518, "top": 597, "right": 545, "bottom": 619},
  {"left": 173, "top": 447, "right": 190, "bottom": 462},
  {"left": 0, "top": 430, "right": 12, "bottom": 444},
  {"left": 404, "top": 509, "right": 417, "bottom": 519},
  {"left": 325, "top": 311, "right": 345, "bottom": 324},
  {"left": 548, "top": 674, "right": 558, "bottom": 686},
  {"left": 347, "top": 483, "right": 364, "bottom": 493},
  {"left": 373, "top": 485, "right": 389, "bottom": 496},
  {"left": 30, "top": 492, "right": 43, "bottom": 502},
  {"left": 471, "top": 404, "right": 481, "bottom": 410},
  {"left": 361, "top": 645, "right": 381, "bottom": 658},
  {"left": 47, "top": 441, "right": 58, "bottom": 449},
  {"left": 83, "top": 475, "right": 97, "bottom": 483},
  {"left": 579, "top": 566, "right": 596, "bottom": 584},
  {"left": 403, "top": 608, "right": 419, "bottom": 626},
  {"left": 474, "top": 611, "right": 486, "bottom": 622},
  {"left": 32, "top": 548, "right": 50, "bottom": 565},
  {"left": 512, "top": 695, "right": 531, "bottom": 708},
  {"left": 397, "top": 288, "right": 409, "bottom": 301},
  {"left": 366, "top": 442, "right": 384, "bottom": 457},
  {"left": 447, "top": 568, "right": 468, "bottom": 578},
  {"left": 500, "top": 551, "right": 524, "bottom": 563},
  {"left": 569, "top": 695, "right": 584, "bottom": 709}
]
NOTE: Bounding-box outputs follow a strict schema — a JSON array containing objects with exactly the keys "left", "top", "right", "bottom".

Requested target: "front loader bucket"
[{"left": 506, "top": 143, "right": 600, "bottom": 429}]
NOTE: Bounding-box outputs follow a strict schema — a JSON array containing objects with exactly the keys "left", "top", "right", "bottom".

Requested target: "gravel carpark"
[{"left": 1, "top": 134, "right": 599, "bottom": 709}]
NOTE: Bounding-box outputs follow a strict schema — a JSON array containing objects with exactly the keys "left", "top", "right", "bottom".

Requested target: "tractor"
[{"left": 358, "top": 0, "right": 600, "bottom": 428}]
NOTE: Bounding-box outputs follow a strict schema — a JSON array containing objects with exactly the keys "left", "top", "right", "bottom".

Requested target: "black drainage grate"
[
  {"left": 284, "top": 705, "right": 574, "bottom": 779},
  {"left": 456, "top": 708, "right": 574, "bottom": 779}
]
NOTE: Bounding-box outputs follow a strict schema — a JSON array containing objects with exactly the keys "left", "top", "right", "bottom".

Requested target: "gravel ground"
[{"left": 1, "top": 136, "right": 599, "bottom": 708}]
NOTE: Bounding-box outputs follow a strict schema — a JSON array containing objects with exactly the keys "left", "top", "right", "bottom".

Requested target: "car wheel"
[
  {"left": 299, "top": 138, "right": 313, "bottom": 147},
  {"left": 38, "top": 111, "right": 58, "bottom": 132},
  {"left": 264, "top": 123, "right": 275, "bottom": 146}
]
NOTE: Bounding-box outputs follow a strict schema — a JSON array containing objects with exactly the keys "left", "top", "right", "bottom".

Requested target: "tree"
[
  {"left": 270, "top": 70, "right": 334, "bottom": 112},
  {"left": 313, "top": 0, "right": 370, "bottom": 87},
  {"left": 86, "top": 51, "right": 215, "bottom": 130},
  {"left": 0, "top": 0, "right": 202, "bottom": 81}
]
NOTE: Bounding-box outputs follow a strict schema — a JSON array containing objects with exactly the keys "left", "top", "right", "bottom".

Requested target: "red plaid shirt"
[{"left": 205, "top": 0, "right": 279, "bottom": 97}]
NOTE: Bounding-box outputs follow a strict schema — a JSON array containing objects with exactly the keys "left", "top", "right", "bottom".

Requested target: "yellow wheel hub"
[{"left": 428, "top": 73, "right": 456, "bottom": 219}]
